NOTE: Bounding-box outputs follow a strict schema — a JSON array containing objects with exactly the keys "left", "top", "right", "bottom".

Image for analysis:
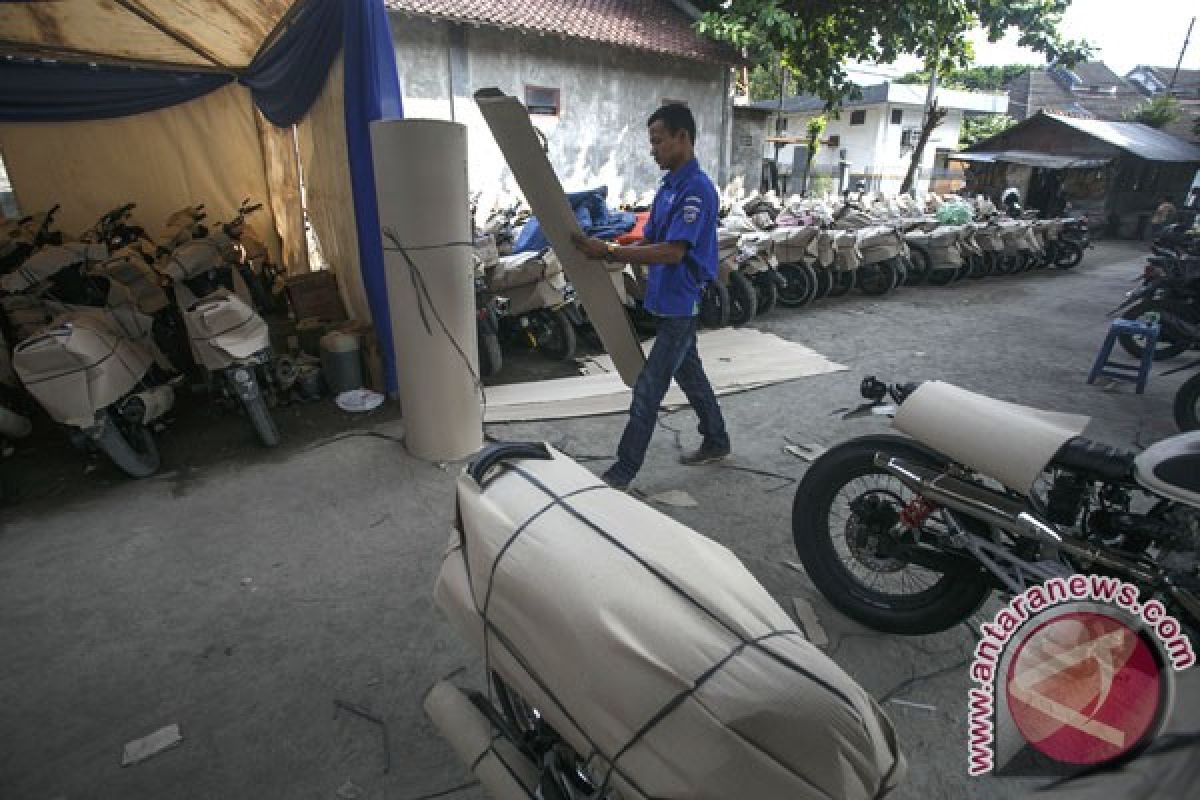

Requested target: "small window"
[
  {"left": 524, "top": 86, "right": 560, "bottom": 116},
  {"left": 826, "top": 134, "right": 840, "bottom": 147},
  {"left": 850, "top": 110, "right": 866, "bottom": 125},
  {"left": 891, "top": 109, "right": 903, "bottom": 125}
]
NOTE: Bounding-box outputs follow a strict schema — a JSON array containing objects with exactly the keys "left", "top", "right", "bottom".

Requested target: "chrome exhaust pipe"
[
  {"left": 874, "top": 454, "right": 1061, "bottom": 545},
  {"left": 876, "top": 454, "right": 1163, "bottom": 585}
]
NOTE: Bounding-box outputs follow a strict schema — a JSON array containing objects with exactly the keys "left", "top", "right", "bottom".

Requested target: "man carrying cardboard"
[{"left": 573, "top": 104, "right": 730, "bottom": 490}]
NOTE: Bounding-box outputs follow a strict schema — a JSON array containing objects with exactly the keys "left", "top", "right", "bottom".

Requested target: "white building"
[{"left": 748, "top": 82, "right": 1008, "bottom": 194}]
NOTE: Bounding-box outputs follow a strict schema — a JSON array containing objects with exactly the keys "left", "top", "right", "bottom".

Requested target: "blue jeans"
[{"left": 609, "top": 315, "right": 729, "bottom": 482}]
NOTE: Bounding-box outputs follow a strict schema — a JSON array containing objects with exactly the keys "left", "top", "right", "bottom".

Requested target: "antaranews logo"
[{"left": 966, "top": 574, "right": 1195, "bottom": 777}]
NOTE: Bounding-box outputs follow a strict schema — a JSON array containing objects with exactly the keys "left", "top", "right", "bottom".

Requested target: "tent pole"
[{"left": 113, "top": 0, "right": 227, "bottom": 70}]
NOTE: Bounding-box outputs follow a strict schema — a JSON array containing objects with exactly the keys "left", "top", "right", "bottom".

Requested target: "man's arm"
[{"left": 571, "top": 233, "right": 686, "bottom": 265}]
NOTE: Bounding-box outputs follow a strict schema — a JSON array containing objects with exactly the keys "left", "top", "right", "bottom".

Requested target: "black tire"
[
  {"left": 857, "top": 262, "right": 895, "bottom": 296},
  {"left": 1118, "top": 301, "right": 1194, "bottom": 361},
  {"left": 812, "top": 268, "right": 834, "bottom": 300},
  {"left": 827, "top": 270, "right": 855, "bottom": 298},
  {"left": 93, "top": 411, "right": 160, "bottom": 478},
  {"left": 967, "top": 253, "right": 988, "bottom": 279},
  {"left": 726, "top": 270, "right": 757, "bottom": 327},
  {"left": 535, "top": 308, "right": 576, "bottom": 361},
  {"left": 925, "top": 264, "right": 959, "bottom": 286},
  {"left": 699, "top": 281, "right": 730, "bottom": 329},
  {"left": 478, "top": 330, "right": 503, "bottom": 378},
  {"left": 904, "top": 246, "right": 931, "bottom": 286},
  {"left": 890, "top": 257, "right": 906, "bottom": 290},
  {"left": 242, "top": 390, "right": 280, "bottom": 447},
  {"left": 1054, "top": 240, "right": 1084, "bottom": 269},
  {"left": 1175, "top": 373, "right": 1200, "bottom": 432},
  {"left": 792, "top": 435, "right": 992, "bottom": 634},
  {"left": 778, "top": 264, "right": 817, "bottom": 308},
  {"left": 754, "top": 272, "right": 779, "bottom": 315}
]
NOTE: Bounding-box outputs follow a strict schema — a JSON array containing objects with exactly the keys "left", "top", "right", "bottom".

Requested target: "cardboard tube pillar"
[{"left": 370, "top": 120, "right": 482, "bottom": 461}]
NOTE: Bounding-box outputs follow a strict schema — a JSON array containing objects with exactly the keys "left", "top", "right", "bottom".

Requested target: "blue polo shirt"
[{"left": 642, "top": 158, "right": 719, "bottom": 317}]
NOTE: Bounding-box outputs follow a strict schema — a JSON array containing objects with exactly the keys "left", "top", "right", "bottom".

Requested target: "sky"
[{"left": 848, "top": 0, "right": 1199, "bottom": 83}]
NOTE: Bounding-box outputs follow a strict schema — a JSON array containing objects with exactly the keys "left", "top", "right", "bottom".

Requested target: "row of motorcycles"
[
  {"left": 469, "top": 188, "right": 1091, "bottom": 379},
  {"left": 0, "top": 199, "right": 284, "bottom": 480},
  {"left": 1112, "top": 221, "right": 1200, "bottom": 431}
]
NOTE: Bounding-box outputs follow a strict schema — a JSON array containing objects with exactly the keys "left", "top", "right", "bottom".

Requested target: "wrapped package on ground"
[{"left": 433, "top": 444, "right": 905, "bottom": 800}]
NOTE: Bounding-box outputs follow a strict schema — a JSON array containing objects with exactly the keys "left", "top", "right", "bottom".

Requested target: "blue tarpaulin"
[{"left": 513, "top": 186, "right": 636, "bottom": 254}]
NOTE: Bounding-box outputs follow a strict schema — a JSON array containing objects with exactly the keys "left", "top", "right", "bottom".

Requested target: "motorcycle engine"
[{"left": 1157, "top": 505, "right": 1200, "bottom": 575}]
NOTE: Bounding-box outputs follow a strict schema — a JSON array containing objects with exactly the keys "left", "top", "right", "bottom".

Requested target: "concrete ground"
[{"left": 1, "top": 240, "right": 1196, "bottom": 799}]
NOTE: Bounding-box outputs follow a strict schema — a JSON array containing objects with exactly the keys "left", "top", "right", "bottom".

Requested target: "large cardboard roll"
[
  {"left": 370, "top": 119, "right": 482, "bottom": 462},
  {"left": 434, "top": 445, "right": 905, "bottom": 800}
]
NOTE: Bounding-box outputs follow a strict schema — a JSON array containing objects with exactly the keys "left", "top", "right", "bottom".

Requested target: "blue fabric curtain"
[
  {"left": 0, "top": 0, "right": 343, "bottom": 125},
  {"left": 241, "top": 0, "right": 343, "bottom": 127},
  {"left": 0, "top": 60, "right": 232, "bottom": 122},
  {"left": 343, "top": 0, "right": 403, "bottom": 393}
]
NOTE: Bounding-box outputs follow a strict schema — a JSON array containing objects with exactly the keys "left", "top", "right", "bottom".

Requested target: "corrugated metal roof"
[
  {"left": 1046, "top": 113, "right": 1200, "bottom": 162},
  {"left": 948, "top": 150, "right": 1111, "bottom": 169}
]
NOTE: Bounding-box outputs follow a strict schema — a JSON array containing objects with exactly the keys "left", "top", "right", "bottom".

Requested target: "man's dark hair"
[{"left": 648, "top": 104, "right": 696, "bottom": 144}]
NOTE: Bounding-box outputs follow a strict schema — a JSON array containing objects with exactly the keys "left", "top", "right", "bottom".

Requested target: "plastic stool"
[{"left": 1087, "top": 319, "right": 1159, "bottom": 394}]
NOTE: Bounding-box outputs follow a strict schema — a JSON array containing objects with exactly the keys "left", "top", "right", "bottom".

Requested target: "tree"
[
  {"left": 749, "top": 63, "right": 787, "bottom": 102},
  {"left": 959, "top": 114, "right": 1016, "bottom": 147},
  {"left": 898, "top": 64, "right": 1030, "bottom": 92},
  {"left": 695, "top": 1, "right": 1089, "bottom": 192},
  {"left": 1125, "top": 95, "right": 1182, "bottom": 129},
  {"left": 800, "top": 115, "right": 827, "bottom": 194}
]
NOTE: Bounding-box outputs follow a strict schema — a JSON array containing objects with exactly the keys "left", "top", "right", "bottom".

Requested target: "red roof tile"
[{"left": 385, "top": 0, "right": 740, "bottom": 64}]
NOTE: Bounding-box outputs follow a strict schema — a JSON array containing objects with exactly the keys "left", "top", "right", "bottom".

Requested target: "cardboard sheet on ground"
[
  {"left": 434, "top": 446, "right": 904, "bottom": 799},
  {"left": 893, "top": 380, "right": 1090, "bottom": 494},
  {"left": 483, "top": 327, "right": 845, "bottom": 422},
  {"left": 474, "top": 89, "right": 645, "bottom": 387}
]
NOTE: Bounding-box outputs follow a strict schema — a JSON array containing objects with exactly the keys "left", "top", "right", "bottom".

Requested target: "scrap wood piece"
[
  {"left": 121, "top": 723, "right": 183, "bottom": 766},
  {"left": 647, "top": 489, "right": 699, "bottom": 508},
  {"left": 474, "top": 88, "right": 645, "bottom": 387}
]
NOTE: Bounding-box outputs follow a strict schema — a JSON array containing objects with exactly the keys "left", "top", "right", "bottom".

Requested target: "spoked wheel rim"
[{"left": 828, "top": 473, "right": 942, "bottom": 599}]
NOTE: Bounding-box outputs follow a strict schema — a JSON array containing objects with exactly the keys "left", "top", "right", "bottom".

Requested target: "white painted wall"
[
  {"left": 391, "top": 15, "right": 730, "bottom": 201},
  {"left": 770, "top": 103, "right": 968, "bottom": 193}
]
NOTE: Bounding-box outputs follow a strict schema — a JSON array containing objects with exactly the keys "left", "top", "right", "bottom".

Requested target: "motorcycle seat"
[
  {"left": 1051, "top": 436, "right": 1135, "bottom": 482},
  {"left": 1133, "top": 431, "right": 1200, "bottom": 508}
]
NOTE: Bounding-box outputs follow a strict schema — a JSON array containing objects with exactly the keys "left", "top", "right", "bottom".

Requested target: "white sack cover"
[
  {"left": 1, "top": 242, "right": 108, "bottom": 291},
  {"left": 831, "top": 231, "right": 862, "bottom": 271},
  {"left": 184, "top": 289, "right": 269, "bottom": 370},
  {"left": 13, "top": 310, "right": 152, "bottom": 427},
  {"left": 489, "top": 252, "right": 551, "bottom": 292},
  {"left": 768, "top": 226, "right": 820, "bottom": 264},
  {"left": 894, "top": 381, "right": 1090, "bottom": 494},
  {"left": 435, "top": 446, "right": 905, "bottom": 800},
  {"left": 163, "top": 235, "right": 233, "bottom": 282},
  {"left": 94, "top": 253, "right": 169, "bottom": 315}
]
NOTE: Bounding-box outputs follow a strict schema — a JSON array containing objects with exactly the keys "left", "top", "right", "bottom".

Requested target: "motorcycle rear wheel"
[
  {"left": 826, "top": 270, "right": 855, "bottom": 298},
  {"left": 857, "top": 262, "right": 895, "bottom": 296},
  {"left": 94, "top": 411, "right": 161, "bottom": 478},
  {"left": 534, "top": 309, "right": 577, "bottom": 361},
  {"left": 478, "top": 330, "right": 503, "bottom": 378},
  {"left": 1174, "top": 372, "right": 1200, "bottom": 432},
  {"left": 1054, "top": 240, "right": 1084, "bottom": 269},
  {"left": 792, "top": 435, "right": 992, "bottom": 634},
  {"left": 1118, "top": 301, "right": 1194, "bottom": 361},
  {"left": 754, "top": 272, "right": 779, "bottom": 315}
]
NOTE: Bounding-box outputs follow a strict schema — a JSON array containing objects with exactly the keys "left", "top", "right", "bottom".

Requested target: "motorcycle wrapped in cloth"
[
  {"left": 425, "top": 442, "right": 904, "bottom": 800},
  {"left": 792, "top": 378, "right": 1200, "bottom": 635}
]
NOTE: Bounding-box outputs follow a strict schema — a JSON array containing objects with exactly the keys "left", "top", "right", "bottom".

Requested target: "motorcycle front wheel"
[
  {"left": 777, "top": 263, "right": 818, "bottom": 308},
  {"left": 699, "top": 281, "right": 730, "bottom": 329},
  {"left": 1118, "top": 301, "right": 1194, "bottom": 361},
  {"left": 792, "top": 435, "right": 992, "bottom": 634},
  {"left": 857, "top": 261, "right": 895, "bottom": 296},
  {"left": 1174, "top": 372, "right": 1200, "bottom": 432},
  {"left": 533, "top": 308, "right": 577, "bottom": 361},
  {"left": 93, "top": 411, "right": 161, "bottom": 478},
  {"left": 726, "top": 270, "right": 757, "bottom": 327}
]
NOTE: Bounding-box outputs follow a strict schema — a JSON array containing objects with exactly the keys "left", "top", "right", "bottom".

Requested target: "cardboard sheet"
[
  {"left": 893, "top": 381, "right": 1090, "bottom": 493},
  {"left": 484, "top": 327, "right": 845, "bottom": 422},
  {"left": 434, "top": 446, "right": 904, "bottom": 799},
  {"left": 474, "top": 89, "right": 645, "bottom": 387}
]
